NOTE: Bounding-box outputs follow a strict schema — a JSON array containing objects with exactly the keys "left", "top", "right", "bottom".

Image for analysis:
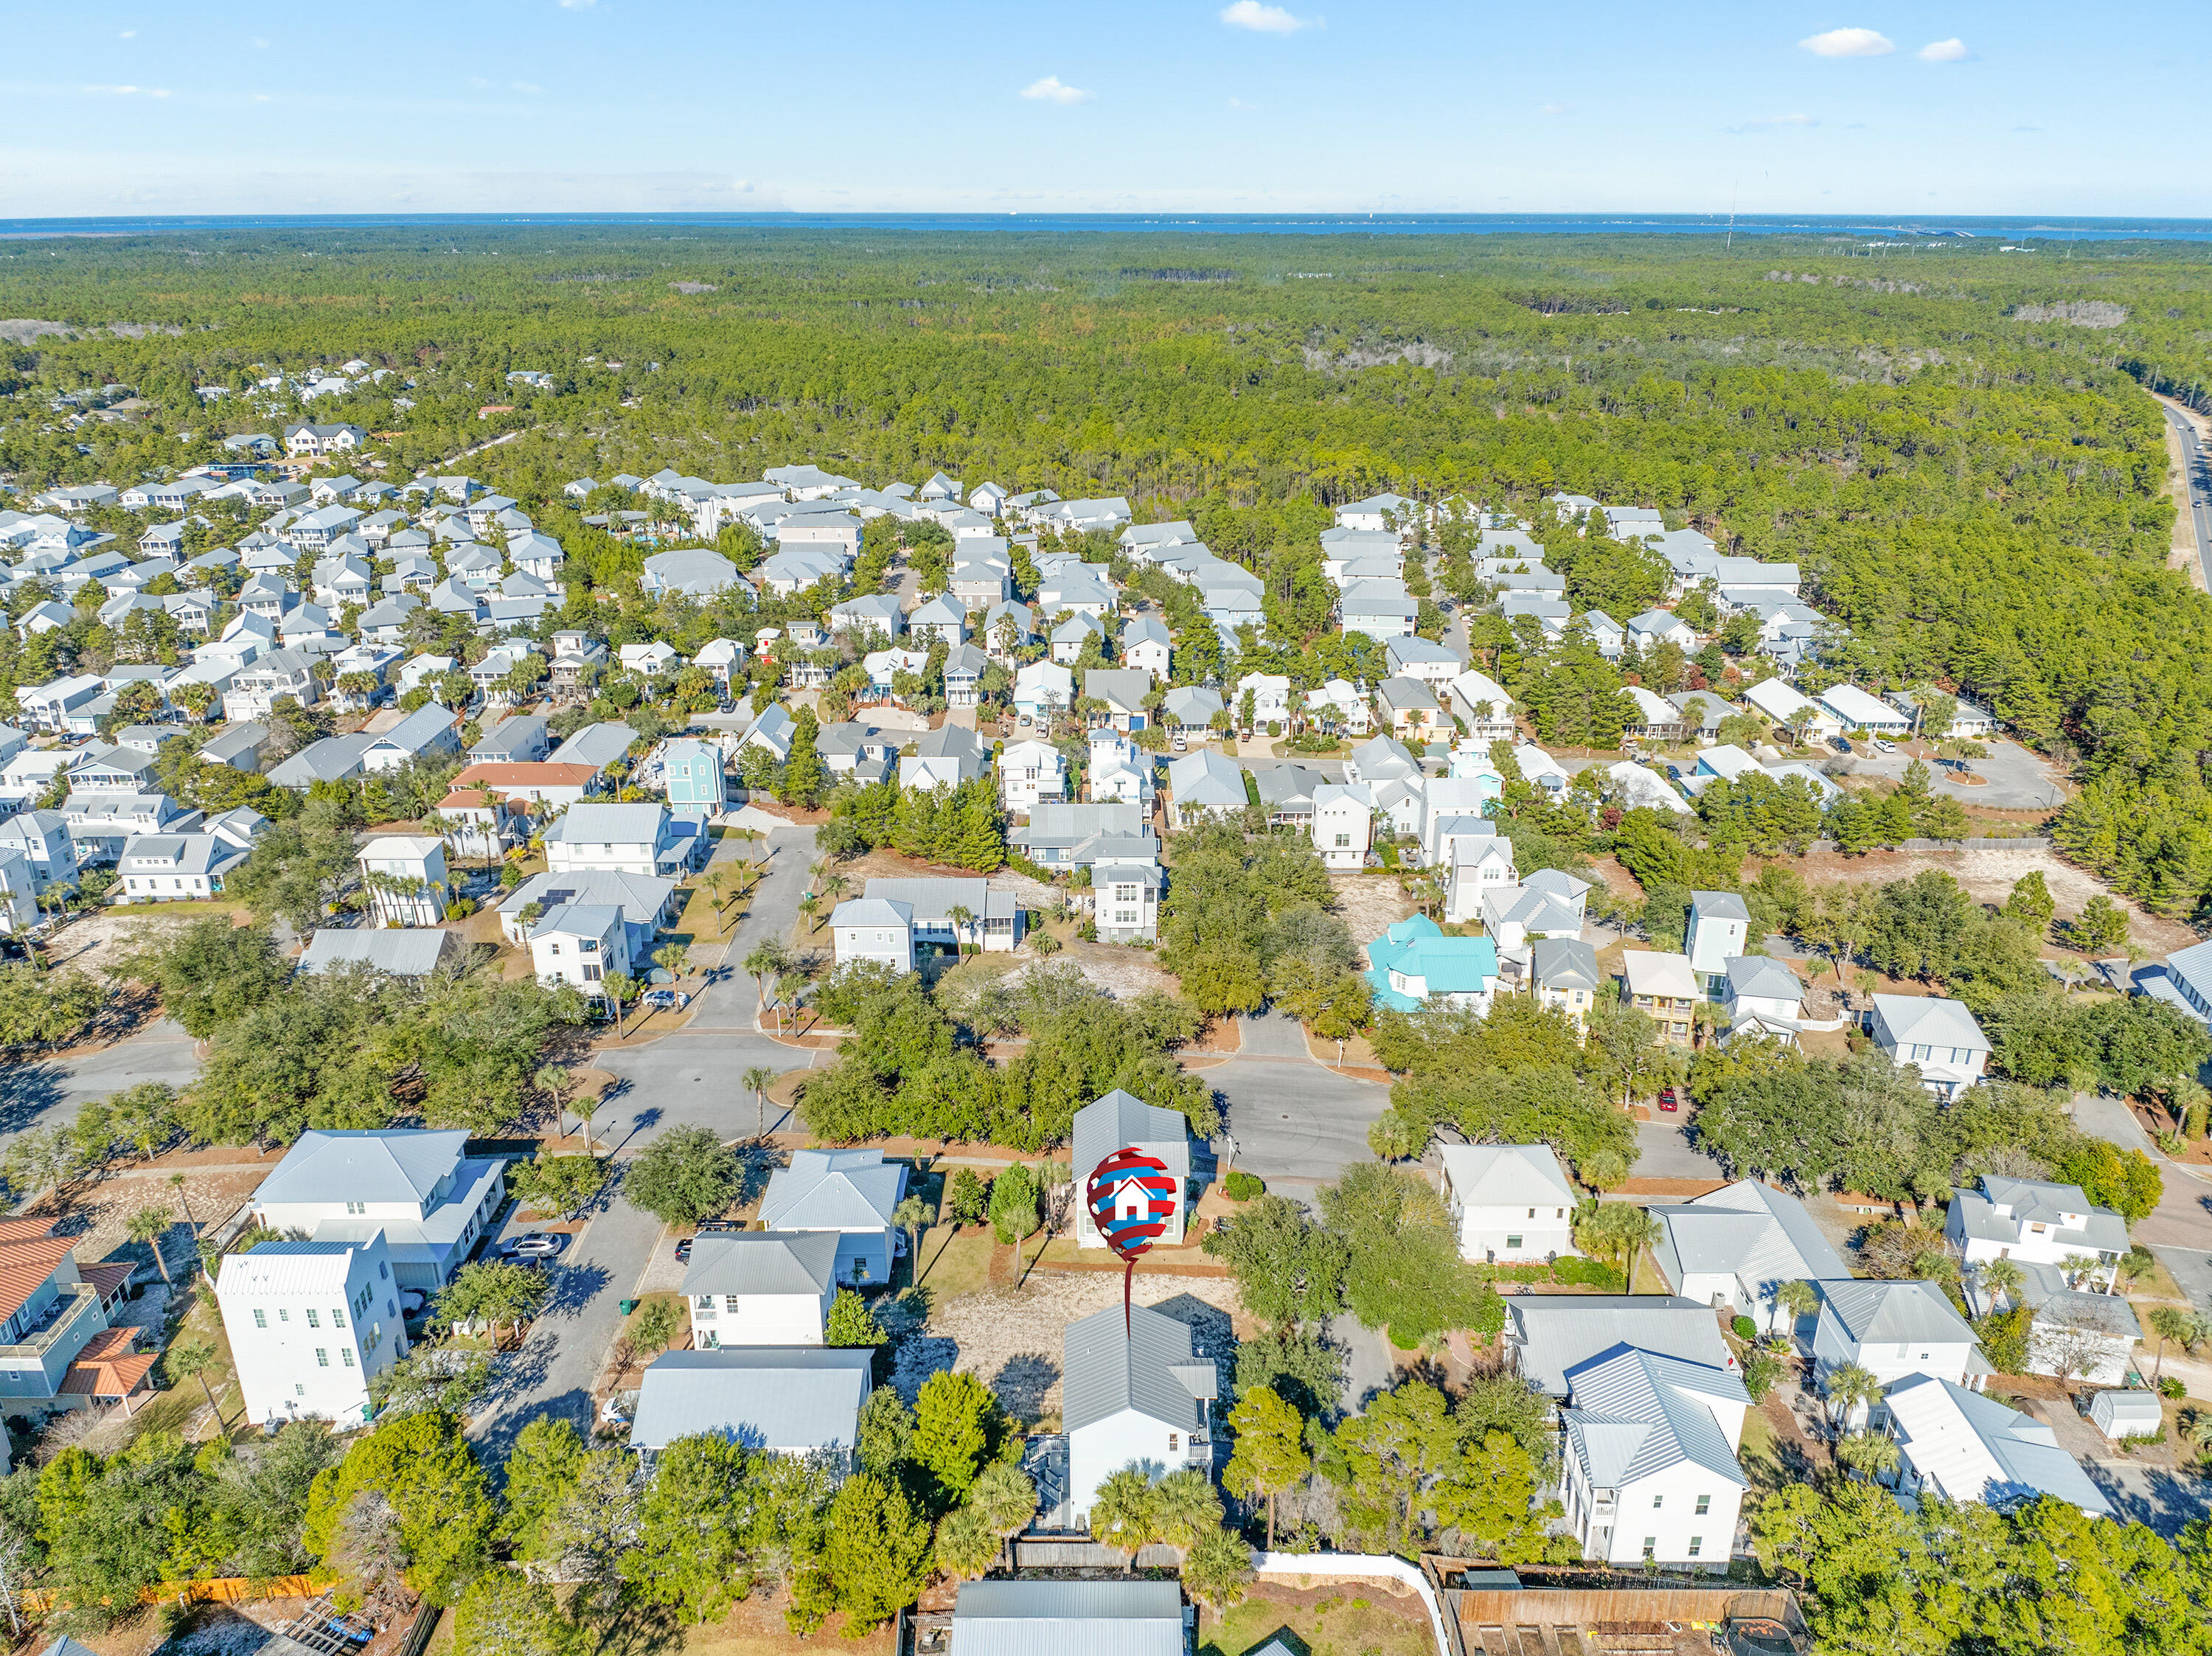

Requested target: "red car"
[{"left": 1657, "top": 1088, "right": 1682, "bottom": 1113}]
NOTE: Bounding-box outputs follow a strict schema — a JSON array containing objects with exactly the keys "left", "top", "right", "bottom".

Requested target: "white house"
[
  {"left": 1070, "top": 1090, "right": 1191, "bottom": 1250},
  {"left": 216, "top": 1233, "right": 406, "bottom": 1429},
  {"left": 1092, "top": 863, "right": 1163, "bottom": 944},
  {"left": 542, "top": 802, "right": 703, "bottom": 879},
  {"left": 1744, "top": 678, "right": 1842, "bottom": 740},
  {"left": 1481, "top": 869, "right": 1591, "bottom": 953},
  {"left": 1441, "top": 822, "right": 1518, "bottom": 924},
  {"left": 1558, "top": 1346, "right": 1751, "bottom": 1570},
  {"left": 1880, "top": 1374, "right": 2111, "bottom": 1517},
  {"left": 1310, "top": 782, "right": 1373, "bottom": 870},
  {"left": 1234, "top": 672, "right": 1291, "bottom": 728},
  {"left": 1445, "top": 669, "right": 1518, "bottom": 742},
  {"left": 1945, "top": 1175, "right": 2129, "bottom": 1291},
  {"left": 1685, "top": 891, "right": 1750, "bottom": 978},
  {"left": 357, "top": 835, "right": 448, "bottom": 925},
  {"left": 1810, "top": 1280, "right": 1986, "bottom": 1411},
  {"left": 627, "top": 1348, "right": 874, "bottom": 1462},
  {"left": 998, "top": 739, "right": 1068, "bottom": 813},
  {"left": 1438, "top": 1144, "right": 1579, "bottom": 1264},
  {"left": 1869, "top": 995, "right": 1990, "bottom": 1099},
  {"left": 683, "top": 1231, "right": 841, "bottom": 1349},
  {"left": 949, "top": 1582, "right": 1185, "bottom": 1656},
  {"left": 1722, "top": 956, "right": 1806, "bottom": 1031},
  {"left": 250, "top": 1128, "right": 506, "bottom": 1289},
  {"left": 1064, "top": 1302, "right": 1217, "bottom": 1528},
  {"left": 1817, "top": 683, "right": 1912, "bottom": 736},
  {"left": 831, "top": 896, "right": 914, "bottom": 973},
  {"left": 1649, "top": 1180, "right": 1852, "bottom": 1333},
  {"left": 116, "top": 829, "right": 256, "bottom": 902},
  {"left": 758, "top": 1149, "right": 908, "bottom": 1287},
  {"left": 528, "top": 902, "right": 630, "bottom": 1008},
  {"left": 1087, "top": 730, "right": 1155, "bottom": 806}
]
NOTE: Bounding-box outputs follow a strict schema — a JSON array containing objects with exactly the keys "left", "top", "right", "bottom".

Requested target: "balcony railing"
[{"left": 0, "top": 1285, "right": 100, "bottom": 1359}]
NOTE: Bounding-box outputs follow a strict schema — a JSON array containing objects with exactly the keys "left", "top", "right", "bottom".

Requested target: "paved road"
[
  {"left": 1635, "top": 1117, "right": 1719, "bottom": 1179},
  {"left": 1837, "top": 737, "right": 2065, "bottom": 812},
  {"left": 2163, "top": 401, "right": 2212, "bottom": 591},
  {"left": 2073, "top": 1091, "right": 2212, "bottom": 1313},
  {"left": 1211, "top": 1057, "right": 1388, "bottom": 1183},
  {"left": 0, "top": 1022, "right": 201, "bottom": 1148}
]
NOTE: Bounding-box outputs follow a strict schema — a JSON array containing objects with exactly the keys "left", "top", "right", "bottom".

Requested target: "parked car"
[
  {"left": 1658, "top": 1087, "right": 1682, "bottom": 1113},
  {"left": 1828, "top": 736, "right": 1853, "bottom": 754},
  {"left": 1665, "top": 764, "right": 1683, "bottom": 781},
  {"left": 509, "top": 1233, "right": 566, "bottom": 1259},
  {"left": 642, "top": 988, "right": 690, "bottom": 1012},
  {"left": 399, "top": 1289, "right": 428, "bottom": 1317},
  {"left": 1872, "top": 737, "right": 1897, "bottom": 754},
  {"left": 674, "top": 1236, "right": 694, "bottom": 1264}
]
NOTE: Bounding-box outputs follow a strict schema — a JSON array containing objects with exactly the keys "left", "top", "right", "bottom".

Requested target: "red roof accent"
[
  {"left": 0, "top": 1237, "right": 80, "bottom": 1325},
  {"left": 61, "top": 1328, "right": 156, "bottom": 1398}
]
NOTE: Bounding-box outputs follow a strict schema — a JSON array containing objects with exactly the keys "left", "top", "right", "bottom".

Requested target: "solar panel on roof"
[{"left": 543, "top": 889, "right": 574, "bottom": 905}]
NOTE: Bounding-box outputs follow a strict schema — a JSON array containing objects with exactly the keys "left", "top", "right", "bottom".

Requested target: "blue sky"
[{"left": 1, "top": 1, "right": 2203, "bottom": 217}]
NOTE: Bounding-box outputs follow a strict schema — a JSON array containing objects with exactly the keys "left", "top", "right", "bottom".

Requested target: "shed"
[{"left": 2087, "top": 1388, "right": 2163, "bottom": 1439}]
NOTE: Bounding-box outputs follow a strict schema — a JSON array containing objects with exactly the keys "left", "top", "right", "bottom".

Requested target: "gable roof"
[
  {"left": 1438, "top": 1143, "right": 1576, "bottom": 1208},
  {"left": 950, "top": 1582, "right": 1185, "bottom": 1656},
  {"left": 1062, "top": 1301, "right": 1214, "bottom": 1434},
  {"left": 254, "top": 1129, "right": 467, "bottom": 1207},
  {"left": 681, "top": 1231, "right": 841, "bottom": 1298},
  {"left": 1650, "top": 1179, "right": 1851, "bottom": 1290},
  {"left": 1818, "top": 1278, "right": 1976, "bottom": 1349},
  {"left": 1071, "top": 1090, "right": 1192, "bottom": 1191},
  {"left": 627, "top": 1348, "right": 874, "bottom": 1452},
  {"left": 1874, "top": 994, "right": 1988, "bottom": 1052},
  {"left": 759, "top": 1149, "right": 905, "bottom": 1231},
  {"left": 1885, "top": 1373, "right": 2110, "bottom": 1515},
  {"left": 1561, "top": 1345, "right": 1751, "bottom": 1489},
  {"left": 1506, "top": 1295, "right": 1736, "bottom": 1396}
]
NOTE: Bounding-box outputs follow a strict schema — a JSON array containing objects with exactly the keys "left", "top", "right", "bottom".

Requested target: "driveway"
[
  {"left": 2073, "top": 1092, "right": 2212, "bottom": 1279},
  {"left": 1635, "top": 1117, "right": 1719, "bottom": 1179},
  {"left": 467, "top": 1161, "right": 666, "bottom": 1467},
  {"left": 2085, "top": 1461, "right": 2212, "bottom": 1537}
]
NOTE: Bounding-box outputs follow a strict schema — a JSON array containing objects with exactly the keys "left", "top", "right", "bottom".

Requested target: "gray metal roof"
[
  {"left": 1438, "top": 1143, "right": 1575, "bottom": 1208},
  {"left": 255, "top": 1129, "right": 468, "bottom": 1206},
  {"left": 1561, "top": 1346, "right": 1751, "bottom": 1490},
  {"left": 1061, "top": 1302, "right": 1210, "bottom": 1435},
  {"left": 863, "top": 876, "right": 1018, "bottom": 922},
  {"left": 546, "top": 722, "right": 638, "bottom": 769},
  {"left": 1873, "top": 993, "right": 1988, "bottom": 1053},
  {"left": 682, "top": 1231, "right": 840, "bottom": 1298},
  {"left": 1651, "top": 1179, "right": 1851, "bottom": 1295},
  {"left": 543, "top": 801, "right": 667, "bottom": 845},
  {"left": 759, "top": 1149, "right": 905, "bottom": 1231},
  {"left": 1071, "top": 1090, "right": 1191, "bottom": 1194},
  {"left": 1691, "top": 890, "right": 1752, "bottom": 922},
  {"left": 1530, "top": 936, "right": 1601, "bottom": 992},
  {"left": 950, "top": 1581, "right": 1185, "bottom": 1656},
  {"left": 297, "top": 928, "right": 453, "bottom": 978},
  {"left": 627, "top": 1348, "right": 873, "bottom": 1452},
  {"left": 1818, "top": 1279, "right": 1975, "bottom": 1349},
  {"left": 1506, "top": 1295, "right": 1733, "bottom": 1396},
  {"left": 1725, "top": 955, "right": 1805, "bottom": 1003}
]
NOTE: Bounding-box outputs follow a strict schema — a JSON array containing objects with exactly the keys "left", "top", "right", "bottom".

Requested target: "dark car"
[
  {"left": 1828, "top": 736, "right": 1853, "bottom": 754},
  {"left": 1658, "top": 1087, "right": 1682, "bottom": 1113},
  {"left": 674, "top": 1236, "right": 695, "bottom": 1264},
  {"left": 1666, "top": 764, "right": 1684, "bottom": 781}
]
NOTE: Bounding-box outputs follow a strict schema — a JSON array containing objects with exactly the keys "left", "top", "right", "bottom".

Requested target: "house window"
[
  {"left": 1527, "top": 1208, "right": 1537, "bottom": 1220},
  {"left": 346, "top": 1201, "right": 367, "bottom": 1214},
  {"left": 854, "top": 1259, "right": 869, "bottom": 1282},
  {"left": 316, "top": 1349, "right": 329, "bottom": 1368},
  {"left": 253, "top": 1309, "right": 267, "bottom": 1329},
  {"left": 306, "top": 1309, "right": 320, "bottom": 1328},
  {"left": 1695, "top": 1495, "right": 1711, "bottom": 1515},
  {"left": 296, "top": 1385, "right": 307, "bottom": 1397},
  {"left": 1334, "top": 833, "right": 1351, "bottom": 848},
  {"left": 333, "top": 1309, "right": 347, "bottom": 1328},
  {"left": 1688, "top": 1537, "right": 1703, "bottom": 1557},
  {"left": 1506, "top": 1234, "right": 1523, "bottom": 1250},
  {"left": 279, "top": 1308, "right": 290, "bottom": 1323},
  {"left": 1169, "top": 1433, "right": 1180, "bottom": 1451},
  {"left": 1652, "top": 1495, "right": 1664, "bottom": 1509},
  {"left": 341, "top": 1349, "right": 355, "bottom": 1368},
  {"left": 1642, "top": 1538, "right": 1656, "bottom": 1559}
]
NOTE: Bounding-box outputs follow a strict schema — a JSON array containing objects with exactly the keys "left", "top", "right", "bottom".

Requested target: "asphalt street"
[
  {"left": 2164, "top": 401, "right": 2212, "bottom": 591},
  {"left": 2072, "top": 1091, "right": 2212, "bottom": 1315},
  {"left": 0, "top": 1023, "right": 201, "bottom": 1149}
]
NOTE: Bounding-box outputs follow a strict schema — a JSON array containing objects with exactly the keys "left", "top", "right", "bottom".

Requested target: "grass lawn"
[
  {"left": 1739, "top": 1397, "right": 1782, "bottom": 1487},
  {"left": 122, "top": 1281, "right": 244, "bottom": 1442},
  {"left": 675, "top": 882, "right": 749, "bottom": 945},
  {"left": 910, "top": 1223, "right": 995, "bottom": 1301},
  {"left": 1197, "top": 1584, "right": 1432, "bottom": 1656}
]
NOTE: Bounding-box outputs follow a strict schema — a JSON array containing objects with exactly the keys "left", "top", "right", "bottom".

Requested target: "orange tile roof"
[
  {"left": 451, "top": 762, "right": 600, "bottom": 792},
  {"left": 438, "top": 788, "right": 494, "bottom": 810},
  {"left": 0, "top": 1217, "right": 58, "bottom": 1242},
  {"left": 80, "top": 1261, "right": 136, "bottom": 1302},
  {"left": 0, "top": 1236, "right": 80, "bottom": 1325},
  {"left": 61, "top": 1328, "right": 156, "bottom": 1397}
]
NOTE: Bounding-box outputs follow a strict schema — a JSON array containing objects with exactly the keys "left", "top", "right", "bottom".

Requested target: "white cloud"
[
  {"left": 557, "top": 0, "right": 596, "bottom": 8},
  {"left": 250, "top": 36, "right": 270, "bottom": 47},
  {"left": 119, "top": 29, "right": 135, "bottom": 38},
  {"left": 1018, "top": 75, "right": 1093, "bottom": 105},
  {"left": 83, "top": 84, "right": 169, "bottom": 97},
  {"left": 1917, "top": 37, "right": 1969, "bottom": 61},
  {"left": 1220, "top": 1, "right": 1318, "bottom": 31},
  {"left": 1727, "top": 112, "right": 1818, "bottom": 132},
  {"left": 1538, "top": 102, "right": 1569, "bottom": 115},
  {"left": 1228, "top": 96, "right": 1258, "bottom": 110},
  {"left": 511, "top": 81, "right": 544, "bottom": 94},
  {"left": 1799, "top": 27, "right": 1894, "bottom": 56}
]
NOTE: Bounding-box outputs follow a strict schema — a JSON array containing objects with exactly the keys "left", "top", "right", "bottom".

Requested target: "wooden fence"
[{"left": 19, "top": 1574, "right": 333, "bottom": 1613}]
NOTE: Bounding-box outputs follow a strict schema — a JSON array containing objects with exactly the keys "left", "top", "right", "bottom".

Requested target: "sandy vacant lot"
[
  {"left": 1329, "top": 871, "right": 1416, "bottom": 947},
  {"left": 893, "top": 1269, "right": 1242, "bottom": 1427},
  {"left": 1789, "top": 844, "right": 2197, "bottom": 956}
]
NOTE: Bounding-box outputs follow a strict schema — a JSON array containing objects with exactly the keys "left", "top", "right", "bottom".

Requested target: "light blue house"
[
  {"left": 661, "top": 739, "right": 727, "bottom": 810},
  {"left": 1363, "top": 914, "right": 1500, "bottom": 1015}
]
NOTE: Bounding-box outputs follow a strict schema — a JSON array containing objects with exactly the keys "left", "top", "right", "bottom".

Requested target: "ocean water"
[{"left": 1, "top": 211, "right": 2209, "bottom": 243}]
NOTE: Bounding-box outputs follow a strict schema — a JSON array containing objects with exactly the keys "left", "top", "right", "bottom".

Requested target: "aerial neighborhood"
[{"left": 0, "top": 363, "right": 2209, "bottom": 1656}]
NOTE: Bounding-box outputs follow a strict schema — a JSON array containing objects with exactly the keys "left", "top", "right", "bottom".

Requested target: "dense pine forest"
[{"left": 4, "top": 225, "right": 2212, "bottom": 913}]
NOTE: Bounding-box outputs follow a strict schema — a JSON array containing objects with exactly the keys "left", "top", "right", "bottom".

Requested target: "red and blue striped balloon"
[{"left": 1085, "top": 1147, "right": 1179, "bottom": 1262}]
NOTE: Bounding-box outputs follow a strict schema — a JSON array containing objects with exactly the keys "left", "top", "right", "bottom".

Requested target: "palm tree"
[
  {"left": 2148, "top": 1307, "right": 2208, "bottom": 1385},
  {"left": 603, "top": 971, "right": 640, "bottom": 1037},
  {"left": 742, "top": 1066, "right": 777, "bottom": 1139},
  {"left": 535, "top": 1065, "right": 574, "bottom": 1137},
  {"left": 166, "top": 1337, "right": 222, "bottom": 1424},
  {"left": 949, "top": 903, "right": 974, "bottom": 954},
  {"left": 1824, "top": 1363, "right": 1882, "bottom": 1433},
  {"left": 743, "top": 939, "right": 792, "bottom": 1007},
  {"left": 1147, "top": 1469, "right": 1223, "bottom": 1557},
  {"left": 1775, "top": 1278, "right": 1820, "bottom": 1335},
  {"left": 125, "top": 1205, "right": 174, "bottom": 1285},
  {"left": 167, "top": 1171, "right": 196, "bottom": 1234},
  {"left": 1977, "top": 1256, "right": 2025, "bottom": 1310},
  {"left": 1835, "top": 1430, "right": 1901, "bottom": 1483},
  {"left": 799, "top": 893, "right": 822, "bottom": 933},
  {"left": 1088, "top": 1469, "right": 1158, "bottom": 1572}
]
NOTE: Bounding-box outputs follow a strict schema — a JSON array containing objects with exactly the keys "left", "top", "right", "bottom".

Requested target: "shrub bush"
[
  {"left": 1553, "top": 1256, "right": 1626, "bottom": 1290},
  {"left": 2160, "top": 1376, "right": 2188, "bottom": 1399},
  {"left": 1731, "top": 1315, "right": 1758, "bottom": 1341},
  {"left": 1224, "top": 1170, "right": 1265, "bottom": 1201}
]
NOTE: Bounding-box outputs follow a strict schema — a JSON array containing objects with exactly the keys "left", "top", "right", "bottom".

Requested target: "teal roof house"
[{"left": 1364, "top": 914, "right": 1500, "bottom": 1014}]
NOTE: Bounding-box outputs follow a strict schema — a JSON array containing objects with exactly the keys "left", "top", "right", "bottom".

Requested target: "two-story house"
[
  {"left": 358, "top": 835, "right": 449, "bottom": 925},
  {"left": 758, "top": 1149, "right": 908, "bottom": 1287},
  {"left": 221, "top": 648, "right": 320, "bottom": 723},
  {"left": 627, "top": 1347, "right": 874, "bottom": 1462},
  {"left": 542, "top": 802, "right": 705, "bottom": 878},
  {"left": 1649, "top": 1180, "right": 1852, "bottom": 1334},
  {"left": 1685, "top": 891, "right": 1751, "bottom": 982},
  {"left": 1439, "top": 1144, "right": 1579, "bottom": 1264},
  {"left": 528, "top": 902, "right": 630, "bottom": 1009},
  {"left": 251, "top": 1129, "right": 505, "bottom": 1289},
  {"left": 0, "top": 1218, "right": 142, "bottom": 1414},
  {"left": 1363, "top": 915, "right": 1500, "bottom": 1015},
  {"left": 1557, "top": 1346, "right": 1752, "bottom": 1571},
  {"left": 1622, "top": 950, "right": 1700, "bottom": 1046},
  {"left": 660, "top": 739, "right": 727, "bottom": 811},
  {"left": 1871, "top": 995, "right": 1989, "bottom": 1099},
  {"left": 1064, "top": 1302, "right": 1217, "bottom": 1530},
  {"left": 682, "top": 1231, "right": 841, "bottom": 1349},
  {"left": 1310, "top": 782, "right": 1373, "bottom": 871},
  {"left": 997, "top": 739, "right": 1067, "bottom": 813},
  {"left": 1947, "top": 1174, "right": 2129, "bottom": 1293},
  {"left": 216, "top": 1233, "right": 406, "bottom": 1428},
  {"left": 1810, "top": 1279, "right": 1985, "bottom": 1422},
  {"left": 1071, "top": 1091, "right": 1190, "bottom": 1251}
]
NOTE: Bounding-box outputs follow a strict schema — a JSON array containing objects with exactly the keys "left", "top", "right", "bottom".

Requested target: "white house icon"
[{"left": 1112, "top": 1175, "right": 1150, "bottom": 1222}]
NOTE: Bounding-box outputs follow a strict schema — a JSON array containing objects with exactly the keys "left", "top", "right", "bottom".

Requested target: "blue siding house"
[{"left": 662, "top": 740, "right": 727, "bottom": 810}]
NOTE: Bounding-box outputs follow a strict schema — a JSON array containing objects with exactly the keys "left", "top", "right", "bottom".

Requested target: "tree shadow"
[
  {"left": 990, "top": 1352, "right": 1061, "bottom": 1427},
  {"left": 0, "top": 1062, "right": 66, "bottom": 1138}
]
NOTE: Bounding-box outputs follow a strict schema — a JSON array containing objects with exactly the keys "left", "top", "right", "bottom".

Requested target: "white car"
[{"left": 1873, "top": 737, "right": 1897, "bottom": 754}]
